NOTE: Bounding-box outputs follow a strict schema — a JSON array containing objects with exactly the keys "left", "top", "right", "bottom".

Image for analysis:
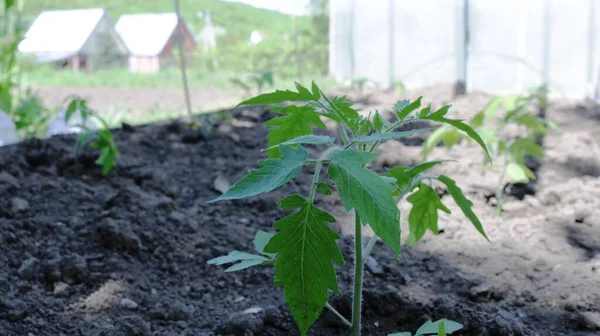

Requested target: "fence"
[{"left": 329, "top": 0, "right": 600, "bottom": 99}]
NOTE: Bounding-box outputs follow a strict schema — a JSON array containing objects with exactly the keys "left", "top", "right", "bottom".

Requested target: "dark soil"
[{"left": 1, "top": 91, "right": 599, "bottom": 336}]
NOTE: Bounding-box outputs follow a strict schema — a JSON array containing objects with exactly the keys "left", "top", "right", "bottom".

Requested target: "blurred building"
[
  {"left": 18, "top": 8, "right": 128, "bottom": 72},
  {"left": 115, "top": 13, "right": 196, "bottom": 74}
]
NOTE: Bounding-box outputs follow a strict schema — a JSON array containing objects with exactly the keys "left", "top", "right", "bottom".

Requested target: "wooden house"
[
  {"left": 115, "top": 13, "right": 196, "bottom": 74},
  {"left": 18, "top": 8, "right": 128, "bottom": 72}
]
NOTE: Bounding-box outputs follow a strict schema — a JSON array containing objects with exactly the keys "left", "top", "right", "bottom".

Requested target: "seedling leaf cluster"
[
  {"left": 65, "top": 98, "right": 120, "bottom": 175},
  {"left": 208, "top": 82, "right": 490, "bottom": 335},
  {"left": 422, "top": 85, "right": 559, "bottom": 213}
]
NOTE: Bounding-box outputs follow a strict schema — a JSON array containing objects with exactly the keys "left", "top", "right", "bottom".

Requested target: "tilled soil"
[{"left": 1, "top": 88, "right": 600, "bottom": 336}]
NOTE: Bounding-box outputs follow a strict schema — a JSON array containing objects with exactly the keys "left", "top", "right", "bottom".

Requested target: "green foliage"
[
  {"left": 264, "top": 105, "right": 326, "bottom": 158},
  {"left": 207, "top": 82, "right": 489, "bottom": 335},
  {"left": 421, "top": 86, "right": 558, "bottom": 213},
  {"left": 329, "top": 149, "right": 401, "bottom": 256},
  {"left": 388, "top": 319, "right": 463, "bottom": 336},
  {"left": 209, "top": 145, "right": 308, "bottom": 201},
  {"left": 206, "top": 230, "right": 275, "bottom": 272},
  {"left": 66, "top": 98, "right": 120, "bottom": 176},
  {"left": 406, "top": 184, "right": 450, "bottom": 246},
  {"left": 1, "top": 2, "right": 49, "bottom": 138},
  {"left": 230, "top": 71, "right": 275, "bottom": 98},
  {"left": 264, "top": 194, "right": 344, "bottom": 334}
]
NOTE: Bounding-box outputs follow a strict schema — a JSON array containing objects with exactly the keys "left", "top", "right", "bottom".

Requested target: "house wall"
[
  {"left": 81, "top": 13, "right": 128, "bottom": 71},
  {"left": 128, "top": 56, "right": 160, "bottom": 74},
  {"left": 160, "top": 21, "right": 197, "bottom": 57}
]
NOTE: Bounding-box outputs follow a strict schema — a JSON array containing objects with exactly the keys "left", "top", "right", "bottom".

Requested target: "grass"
[{"left": 24, "top": 65, "right": 341, "bottom": 90}]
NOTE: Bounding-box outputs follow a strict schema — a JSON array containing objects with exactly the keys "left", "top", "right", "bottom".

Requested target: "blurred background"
[{"left": 1, "top": 0, "right": 600, "bottom": 139}]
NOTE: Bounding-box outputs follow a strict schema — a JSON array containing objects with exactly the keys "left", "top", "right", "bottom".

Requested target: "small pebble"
[
  {"left": 120, "top": 298, "right": 139, "bottom": 310},
  {"left": 18, "top": 257, "right": 40, "bottom": 280}
]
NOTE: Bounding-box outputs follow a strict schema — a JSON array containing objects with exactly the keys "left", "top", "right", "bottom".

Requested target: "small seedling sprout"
[
  {"left": 64, "top": 97, "right": 120, "bottom": 176},
  {"left": 207, "top": 82, "right": 490, "bottom": 335}
]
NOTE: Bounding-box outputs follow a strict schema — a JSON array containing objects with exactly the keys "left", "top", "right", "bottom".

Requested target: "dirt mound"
[{"left": 1, "top": 94, "right": 599, "bottom": 335}]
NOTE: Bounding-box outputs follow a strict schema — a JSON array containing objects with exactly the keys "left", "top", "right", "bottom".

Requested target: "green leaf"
[
  {"left": 385, "top": 161, "right": 446, "bottom": 192},
  {"left": 311, "top": 81, "right": 321, "bottom": 99},
  {"left": 254, "top": 230, "right": 276, "bottom": 256},
  {"left": 415, "top": 319, "right": 463, "bottom": 335},
  {"left": 514, "top": 114, "right": 547, "bottom": 134},
  {"left": 264, "top": 195, "right": 344, "bottom": 336},
  {"left": 395, "top": 97, "right": 422, "bottom": 121},
  {"left": 264, "top": 135, "right": 334, "bottom": 151},
  {"left": 209, "top": 145, "right": 309, "bottom": 202},
  {"left": 418, "top": 105, "right": 433, "bottom": 118},
  {"left": 355, "top": 128, "right": 431, "bottom": 144},
  {"left": 0, "top": 87, "right": 12, "bottom": 112},
  {"left": 469, "top": 111, "right": 485, "bottom": 129},
  {"left": 5, "top": 0, "right": 14, "bottom": 11},
  {"left": 388, "top": 333, "right": 411, "bottom": 336},
  {"left": 508, "top": 138, "right": 544, "bottom": 160},
  {"left": 316, "top": 182, "right": 332, "bottom": 195},
  {"left": 206, "top": 251, "right": 270, "bottom": 272},
  {"left": 76, "top": 129, "right": 97, "bottom": 150},
  {"left": 406, "top": 184, "right": 451, "bottom": 245},
  {"left": 505, "top": 162, "right": 535, "bottom": 183},
  {"left": 329, "top": 150, "right": 401, "bottom": 255},
  {"left": 265, "top": 105, "right": 326, "bottom": 158},
  {"left": 65, "top": 99, "right": 79, "bottom": 121},
  {"left": 423, "top": 105, "right": 491, "bottom": 161},
  {"left": 422, "top": 125, "right": 462, "bottom": 159},
  {"left": 438, "top": 175, "right": 488, "bottom": 241},
  {"left": 373, "top": 111, "right": 389, "bottom": 132},
  {"left": 295, "top": 82, "right": 314, "bottom": 99},
  {"left": 237, "top": 87, "right": 316, "bottom": 106}
]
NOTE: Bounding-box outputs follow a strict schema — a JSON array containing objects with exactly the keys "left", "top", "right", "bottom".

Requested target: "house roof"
[
  {"left": 115, "top": 13, "right": 194, "bottom": 57},
  {"left": 19, "top": 8, "right": 106, "bottom": 57}
]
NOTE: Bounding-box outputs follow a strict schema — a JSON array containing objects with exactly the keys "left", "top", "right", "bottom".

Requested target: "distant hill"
[{"left": 23, "top": 0, "right": 311, "bottom": 45}]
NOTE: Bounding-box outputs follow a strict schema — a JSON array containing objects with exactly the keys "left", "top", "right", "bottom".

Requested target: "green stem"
[
  {"left": 352, "top": 211, "right": 364, "bottom": 335},
  {"left": 496, "top": 165, "right": 506, "bottom": 216},
  {"left": 308, "top": 146, "right": 341, "bottom": 202},
  {"left": 325, "top": 302, "right": 352, "bottom": 327},
  {"left": 339, "top": 124, "right": 351, "bottom": 146},
  {"left": 308, "top": 162, "right": 323, "bottom": 203}
]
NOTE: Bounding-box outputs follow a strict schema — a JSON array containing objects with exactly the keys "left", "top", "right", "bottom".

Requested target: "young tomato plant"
[
  {"left": 64, "top": 98, "right": 120, "bottom": 176},
  {"left": 422, "top": 86, "right": 558, "bottom": 214},
  {"left": 208, "top": 82, "right": 490, "bottom": 336},
  {"left": 230, "top": 71, "right": 275, "bottom": 98}
]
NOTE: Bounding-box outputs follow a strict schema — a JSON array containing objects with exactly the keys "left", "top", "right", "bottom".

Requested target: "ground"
[{"left": 1, "top": 85, "right": 600, "bottom": 335}]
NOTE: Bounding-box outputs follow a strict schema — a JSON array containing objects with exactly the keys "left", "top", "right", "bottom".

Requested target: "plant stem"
[
  {"left": 495, "top": 155, "right": 508, "bottom": 216},
  {"left": 351, "top": 211, "right": 364, "bottom": 336},
  {"left": 308, "top": 162, "right": 323, "bottom": 203},
  {"left": 173, "top": 0, "right": 193, "bottom": 120},
  {"left": 325, "top": 302, "right": 352, "bottom": 327},
  {"left": 339, "top": 124, "right": 351, "bottom": 146}
]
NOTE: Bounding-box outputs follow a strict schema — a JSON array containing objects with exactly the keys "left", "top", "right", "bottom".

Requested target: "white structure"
[
  {"left": 46, "top": 107, "right": 97, "bottom": 137},
  {"left": 249, "top": 30, "right": 263, "bottom": 45},
  {"left": 330, "top": 0, "right": 600, "bottom": 99},
  {"left": 19, "top": 8, "right": 128, "bottom": 71},
  {"left": 115, "top": 13, "right": 196, "bottom": 74},
  {"left": 0, "top": 110, "right": 18, "bottom": 147}
]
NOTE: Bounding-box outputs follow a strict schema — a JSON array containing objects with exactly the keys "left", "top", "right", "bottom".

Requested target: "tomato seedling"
[
  {"left": 208, "top": 82, "right": 489, "bottom": 335},
  {"left": 422, "top": 85, "right": 558, "bottom": 214},
  {"left": 64, "top": 98, "right": 120, "bottom": 176}
]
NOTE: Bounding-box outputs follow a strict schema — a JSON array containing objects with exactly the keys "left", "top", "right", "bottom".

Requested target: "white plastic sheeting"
[
  {"left": 329, "top": 0, "right": 600, "bottom": 98},
  {"left": 46, "top": 106, "right": 97, "bottom": 137},
  {"left": 0, "top": 110, "right": 19, "bottom": 147}
]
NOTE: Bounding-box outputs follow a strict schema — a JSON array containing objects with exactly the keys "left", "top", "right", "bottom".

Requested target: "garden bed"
[{"left": 1, "top": 88, "right": 599, "bottom": 335}]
